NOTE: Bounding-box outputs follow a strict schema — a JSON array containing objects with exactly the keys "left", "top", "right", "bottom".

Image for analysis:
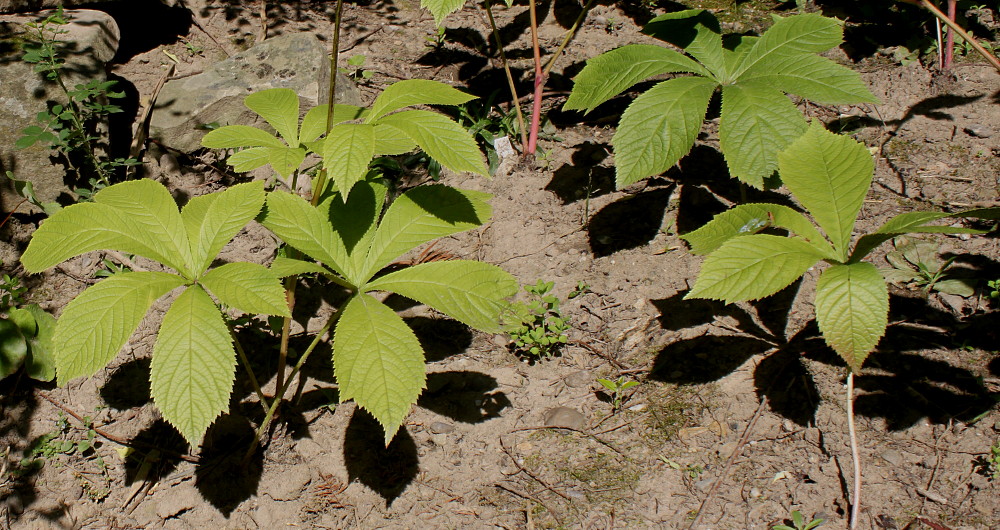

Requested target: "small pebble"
[
  {"left": 429, "top": 421, "right": 455, "bottom": 434},
  {"left": 749, "top": 487, "right": 761, "bottom": 498},
  {"left": 880, "top": 449, "right": 903, "bottom": 467},
  {"left": 965, "top": 124, "right": 993, "bottom": 138},
  {"left": 542, "top": 406, "right": 587, "bottom": 430},
  {"left": 563, "top": 370, "right": 592, "bottom": 388}
]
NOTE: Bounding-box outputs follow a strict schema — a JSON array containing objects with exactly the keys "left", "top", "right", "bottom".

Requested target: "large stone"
[
  {"left": 0, "top": 9, "right": 119, "bottom": 212},
  {"left": 0, "top": 0, "right": 174, "bottom": 14},
  {"left": 150, "top": 32, "right": 361, "bottom": 153}
]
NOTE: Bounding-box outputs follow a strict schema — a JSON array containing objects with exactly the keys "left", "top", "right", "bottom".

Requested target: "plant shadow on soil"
[{"left": 649, "top": 265, "right": 1000, "bottom": 430}]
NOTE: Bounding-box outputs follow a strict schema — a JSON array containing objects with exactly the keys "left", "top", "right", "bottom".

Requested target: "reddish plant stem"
[
  {"left": 526, "top": 0, "right": 544, "bottom": 155},
  {"left": 0, "top": 198, "right": 28, "bottom": 231},
  {"left": 944, "top": 0, "right": 956, "bottom": 69}
]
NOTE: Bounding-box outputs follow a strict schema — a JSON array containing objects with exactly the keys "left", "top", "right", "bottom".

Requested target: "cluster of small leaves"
[
  {"left": 16, "top": 6, "right": 136, "bottom": 190},
  {"left": 683, "top": 122, "right": 998, "bottom": 372},
  {"left": 565, "top": 10, "right": 877, "bottom": 189},
  {"left": 881, "top": 236, "right": 975, "bottom": 297},
  {"left": 0, "top": 261, "right": 56, "bottom": 383},
  {"left": 447, "top": 93, "right": 521, "bottom": 175},
  {"left": 18, "top": 413, "right": 110, "bottom": 499},
  {"left": 340, "top": 54, "right": 374, "bottom": 82},
  {"left": 597, "top": 375, "right": 638, "bottom": 411},
  {"left": 773, "top": 511, "right": 823, "bottom": 530},
  {"left": 507, "top": 280, "right": 571, "bottom": 358}
]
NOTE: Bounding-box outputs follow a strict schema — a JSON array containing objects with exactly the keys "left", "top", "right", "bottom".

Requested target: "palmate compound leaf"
[
  {"left": 778, "top": 121, "right": 874, "bottom": 260},
  {"left": 685, "top": 234, "right": 827, "bottom": 303},
  {"left": 642, "top": 9, "right": 725, "bottom": 78},
  {"left": 563, "top": 45, "right": 710, "bottom": 114},
  {"left": 612, "top": 76, "right": 717, "bottom": 188},
  {"left": 181, "top": 181, "right": 266, "bottom": 274},
  {"left": 334, "top": 294, "right": 426, "bottom": 444},
  {"left": 150, "top": 285, "right": 235, "bottom": 445},
  {"left": 53, "top": 272, "right": 186, "bottom": 385},
  {"left": 365, "top": 260, "right": 518, "bottom": 333},
  {"left": 680, "top": 203, "right": 835, "bottom": 258},
  {"left": 322, "top": 123, "right": 375, "bottom": 199},
  {"left": 368, "top": 79, "right": 477, "bottom": 122},
  {"left": 719, "top": 82, "right": 808, "bottom": 188},
  {"left": 244, "top": 88, "right": 300, "bottom": 146},
  {"left": 260, "top": 191, "right": 349, "bottom": 280},
  {"left": 375, "top": 110, "right": 488, "bottom": 177},
  {"left": 814, "top": 262, "right": 888, "bottom": 372},
  {"left": 199, "top": 262, "right": 289, "bottom": 317},
  {"left": 730, "top": 14, "right": 845, "bottom": 80}
]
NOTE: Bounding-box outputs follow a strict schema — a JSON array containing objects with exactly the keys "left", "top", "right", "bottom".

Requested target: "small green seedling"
[
  {"left": 974, "top": 440, "right": 1000, "bottom": 481},
  {"left": 881, "top": 236, "right": 975, "bottom": 296},
  {"left": 659, "top": 456, "right": 705, "bottom": 479},
  {"left": 340, "top": 54, "right": 374, "bottom": 81},
  {"left": 507, "top": 280, "right": 571, "bottom": 358},
  {"left": 568, "top": 280, "right": 590, "bottom": 299},
  {"left": 597, "top": 376, "right": 638, "bottom": 410},
  {"left": 773, "top": 510, "right": 823, "bottom": 530},
  {"left": 424, "top": 26, "right": 447, "bottom": 50},
  {"left": 988, "top": 279, "right": 1000, "bottom": 300}
]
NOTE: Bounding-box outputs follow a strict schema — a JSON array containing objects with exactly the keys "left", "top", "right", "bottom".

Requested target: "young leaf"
[
  {"left": 420, "top": 0, "right": 465, "bottom": 26},
  {"left": 719, "top": 82, "right": 808, "bottom": 188},
  {"left": 376, "top": 110, "right": 488, "bottom": 176},
  {"left": 365, "top": 260, "right": 518, "bottom": 333},
  {"left": 225, "top": 147, "right": 272, "bottom": 173},
  {"left": 368, "top": 79, "right": 476, "bottom": 122},
  {"left": 681, "top": 203, "right": 834, "bottom": 257},
  {"left": 244, "top": 88, "right": 300, "bottom": 146},
  {"left": 182, "top": 181, "right": 266, "bottom": 274},
  {"left": 612, "top": 76, "right": 717, "bottom": 188},
  {"left": 323, "top": 123, "right": 376, "bottom": 199},
  {"left": 778, "top": 122, "right": 873, "bottom": 259},
  {"left": 334, "top": 294, "right": 426, "bottom": 444},
  {"left": 564, "top": 45, "right": 710, "bottom": 114},
  {"left": 325, "top": 179, "right": 387, "bottom": 281},
  {"left": 199, "top": 262, "right": 289, "bottom": 317},
  {"left": 270, "top": 256, "right": 332, "bottom": 278},
  {"left": 200, "top": 125, "right": 286, "bottom": 149},
  {"left": 643, "top": 10, "right": 725, "bottom": 78},
  {"left": 53, "top": 272, "right": 186, "bottom": 385},
  {"left": 150, "top": 285, "right": 235, "bottom": 445},
  {"left": 814, "top": 262, "right": 887, "bottom": 372},
  {"left": 685, "top": 235, "right": 825, "bottom": 303},
  {"left": 264, "top": 146, "right": 307, "bottom": 178}
]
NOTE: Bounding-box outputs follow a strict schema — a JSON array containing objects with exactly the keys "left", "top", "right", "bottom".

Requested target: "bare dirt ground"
[{"left": 2, "top": 1, "right": 1000, "bottom": 529}]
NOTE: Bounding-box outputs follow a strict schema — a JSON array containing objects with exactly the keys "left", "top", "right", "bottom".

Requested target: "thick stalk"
[
  {"left": 847, "top": 371, "right": 862, "bottom": 530},
  {"left": 484, "top": 0, "right": 528, "bottom": 151},
  {"left": 944, "top": 0, "right": 955, "bottom": 69},
  {"left": 525, "top": 0, "right": 544, "bottom": 155}
]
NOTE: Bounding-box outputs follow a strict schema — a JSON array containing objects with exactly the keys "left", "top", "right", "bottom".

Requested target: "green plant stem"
[
  {"left": 484, "top": 0, "right": 528, "bottom": 151},
  {"left": 230, "top": 327, "right": 270, "bottom": 412},
  {"left": 243, "top": 308, "right": 342, "bottom": 462},
  {"left": 541, "top": 0, "right": 595, "bottom": 78},
  {"left": 847, "top": 371, "right": 861, "bottom": 530},
  {"left": 526, "top": 0, "right": 544, "bottom": 155}
]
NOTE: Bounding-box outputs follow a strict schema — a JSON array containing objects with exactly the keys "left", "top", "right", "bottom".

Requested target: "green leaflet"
[
  {"left": 323, "top": 123, "right": 375, "bottom": 199},
  {"left": 612, "top": 76, "right": 717, "bottom": 188},
  {"left": 643, "top": 10, "right": 725, "bottom": 78},
  {"left": 376, "top": 110, "right": 488, "bottom": 177},
  {"left": 373, "top": 123, "right": 418, "bottom": 156},
  {"left": 183, "top": 181, "right": 266, "bottom": 274},
  {"left": 200, "top": 262, "right": 289, "bottom": 317},
  {"left": 0, "top": 319, "right": 27, "bottom": 379},
  {"left": 420, "top": 0, "right": 466, "bottom": 26},
  {"left": 731, "top": 13, "right": 845, "bottom": 79},
  {"left": 779, "top": 122, "right": 873, "bottom": 259},
  {"left": 850, "top": 211, "right": 991, "bottom": 262},
  {"left": 680, "top": 203, "right": 834, "bottom": 258},
  {"left": 53, "top": 272, "right": 185, "bottom": 385},
  {"left": 368, "top": 79, "right": 477, "bottom": 122},
  {"left": 564, "top": 45, "right": 710, "bottom": 114},
  {"left": 740, "top": 53, "right": 877, "bottom": 104},
  {"left": 201, "top": 125, "right": 285, "bottom": 149},
  {"left": 325, "top": 179, "right": 387, "bottom": 282},
  {"left": 150, "top": 285, "right": 236, "bottom": 445},
  {"left": 245, "top": 88, "right": 300, "bottom": 146},
  {"left": 366, "top": 260, "right": 518, "bottom": 333},
  {"left": 362, "top": 185, "right": 492, "bottom": 281},
  {"left": 264, "top": 146, "right": 307, "bottom": 178},
  {"left": 814, "top": 262, "right": 887, "bottom": 372},
  {"left": 685, "top": 234, "right": 826, "bottom": 303},
  {"left": 225, "top": 148, "right": 272, "bottom": 173},
  {"left": 20, "top": 304, "right": 56, "bottom": 382},
  {"left": 260, "top": 191, "right": 349, "bottom": 279},
  {"left": 334, "top": 294, "right": 426, "bottom": 444},
  {"left": 270, "top": 256, "right": 331, "bottom": 278},
  {"left": 719, "top": 82, "right": 808, "bottom": 188}
]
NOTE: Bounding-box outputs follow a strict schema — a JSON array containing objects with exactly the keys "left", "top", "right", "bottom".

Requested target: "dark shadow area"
[
  {"left": 0, "top": 376, "right": 44, "bottom": 523},
  {"left": 100, "top": 357, "right": 152, "bottom": 409},
  {"left": 420, "top": 370, "right": 510, "bottom": 422},
  {"left": 97, "top": 1, "right": 192, "bottom": 62},
  {"left": 344, "top": 407, "right": 418, "bottom": 505},
  {"left": 406, "top": 316, "right": 474, "bottom": 363},
  {"left": 545, "top": 141, "right": 614, "bottom": 204},
  {"left": 588, "top": 184, "right": 674, "bottom": 257},
  {"left": 194, "top": 415, "right": 263, "bottom": 516},
  {"left": 123, "top": 419, "right": 185, "bottom": 486}
]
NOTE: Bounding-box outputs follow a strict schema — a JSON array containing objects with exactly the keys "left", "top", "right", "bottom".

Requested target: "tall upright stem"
[
  {"left": 526, "top": 0, "right": 544, "bottom": 155},
  {"left": 847, "top": 371, "right": 862, "bottom": 530},
  {"left": 484, "top": 0, "right": 528, "bottom": 151},
  {"left": 943, "top": 0, "right": 956, "bottom": 69}
]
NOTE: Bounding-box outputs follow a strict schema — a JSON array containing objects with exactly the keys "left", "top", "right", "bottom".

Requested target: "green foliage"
[
  {"left": 20, "top": 179, "right": 289, "bottom": 445},
  {"left": 973, "top": 440, "right": 1000, "bottom": 481},
  {"left": 564, "top": 10, "right": 877, "bottom": 188},
  {"left": 773, "top": 510, "right": 823, "bottom": 530},
  {"left": 506, "top": 280, "right": 571, "bottom": 358},
  {"left": 0, "top": 261, "right": 56, "bottom": 382},
  {"left": 683, "top": 122, "right": 998, "bottom": 372},
  {"left": 19, "top": 412, "right": 110, "bottom": 500},
  {"left": 597, "top": 376, "right": 638, "bottom": 410},
  {"left": 340, "top": 54, "right": 374, "bottom": 81},
  {"left": 881, "top": 236, "right": 976, "bottom": 297},
  {"left": 447, "top": 92, "right": 521, "bottom": 175}
]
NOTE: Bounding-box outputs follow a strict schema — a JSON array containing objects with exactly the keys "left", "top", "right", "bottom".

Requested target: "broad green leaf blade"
[
  {"left": 369, "top": 79, "right": 477, "bottom": 122},
  {"left": 183, "top": 181, "right": 266, "bottom": 274},
  {"left": 326, "top": 179, "right": 387, "bottom": 282},
  {"left": 323, "top": 123, "right": 376, "bottom": 199},
  {"left": 299, "top": 104, "right": 370, "bottom": 145},
  {"left": 226, "top": 147, "right": 271, "bottom": 173},
  {"left": 0, "top": 319, "right": 27, "bottom": 379},
  {"left": 53, "top": 272, "right": 185, "bottom": 385},
  {"left": 814, "top": 262, "right": 887, "bottom": 372},
  {"left": 420, "top": 0, "right": 464, "bottom": 25},
  {"left": 564, "top": 45, "right": 711, "bottom": 114},
  {"left": 933, "top": 278, "right": 976, "bottom": 297},
  {"left": 21, "top": 191, "right": 187, "bottom": 276},
  {"left": 779, "top": 121, "right": 873, "bottom": 260},
  {"left": 266, "top": 146, "right": 307, "bottom": 178},
  {"left": 366, "top": 260, "right": 518, "bottom": 333},
  {"left": 200, "top": 262, "right": 289, "bottom": 317},
  {"left": 260, "top": 191, "right": 349, "bottom": 279},
  {"left": 850, "top": 211, "right": 989, "bottom": 262},
  {"left": 201, "top": 125, "right": 285, "bottom": 149},
  {"left": 732, "top": 14, "right": 844, "bottom": 79},
  {"left": 680, "top": 203, "right": 835, "bottom": 258},
  {"left": 362, "top": 185, "right": 491, "bottom": 281},
  {"left": 150, "top": 285, "right": 236, "bottom": 446},
  {"left": 376, "top": 110, "right": 488, "bottom": 176},
  {"left": 334, "top": 294, "right": 426, "bottom": 444},
  {"left": 21, "top": 304, "right": 56, "bottom": 382},
  {"left": 685, "top": 234, "right": 825, "bottom": 303},
  {"left": 643, "top": 10, "right": 725, "bottom": 78},
  {"left": 719, "top": 83, "right": 808, "bottom": 188},
  {"left": 722, "top": 35, "right": 759, "bottom": 74},
  {"left": 373, "top": 123, "right": 418, "bottom": 156},
  {"left": 612, "top": 76, "right": 717, "bottom": 188},
  {"left": 270, "top": 256, "right": 332, "bottom": 278},
  {"left": 741, "top": 53, "right": 878, "bottom": 104},
  {"left": 245, "top": 88, "right": 300, "bottom": 146}
]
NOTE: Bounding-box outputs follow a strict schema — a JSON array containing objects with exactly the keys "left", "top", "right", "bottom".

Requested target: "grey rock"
[
  {"left": 880, "top": 449, "right": 903, "bottom": 467},
  {"left": 694, "top": 477, "right": 715, "bottom": 493},
  {"left": 264, "top": 463, "right": 311, "bottom": 501},
  {"left": 0, "top": 0, "right": 179, "bottom": 14},
  {"left": 542, "top": 406, "right": 587, "bottom": 430},
  {"left": 965, "top": 124, "right": 994, "bottom": 138},
  {"left": 155, "top": 483, "right": 201, "bottom": 519},
  {"left": 429, "top": 421, "right": 455, "bottom": 434},
  {"left": 0, "top": 9, "right": 119, "bottom": 210},
  {"left": 150, "top": 32, "right": 361, "bottom": 153},
  {"left": 563, "top": 370, "right": 592, "bottom": 388}
]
